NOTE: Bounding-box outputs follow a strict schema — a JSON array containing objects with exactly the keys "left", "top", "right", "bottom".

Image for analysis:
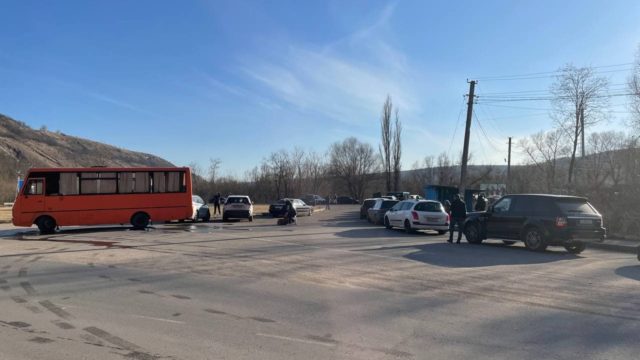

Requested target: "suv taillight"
[
  {"left": 411, "top": 211, "right": 419, "bottom": 220},
  {"left": 556, "top": 217, "right": 568, "bottom": 228}
]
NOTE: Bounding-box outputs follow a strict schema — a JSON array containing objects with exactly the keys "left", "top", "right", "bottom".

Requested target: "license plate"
[
  {"left": 274, "top": 206, "right": 282, "bottom": 209},
  {"left": 579, "top": 219, "right": 592, "bottom": 225},
  {"left": 426, "top": 217, "right": 440, "bottom": 222}
]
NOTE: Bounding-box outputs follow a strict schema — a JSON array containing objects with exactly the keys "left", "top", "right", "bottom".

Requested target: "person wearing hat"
[{"left": 448, "top": 194, "right": 467, "bottom": 244}]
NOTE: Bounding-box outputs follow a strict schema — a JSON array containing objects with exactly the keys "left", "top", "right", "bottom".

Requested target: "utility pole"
[
  {"left": 459, "top": 80, "right": 476, "bottom": 199},
  {"left": 507, "top": 137, "right": 512, "bottom": 193}
]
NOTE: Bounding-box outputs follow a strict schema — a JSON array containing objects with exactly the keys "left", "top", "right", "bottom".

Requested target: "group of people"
[{"left": 443, "top": 193, "right": 487, "bottom": 244}]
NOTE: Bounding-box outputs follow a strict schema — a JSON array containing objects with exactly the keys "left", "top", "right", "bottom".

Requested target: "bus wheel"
[
  {"left": 36, "top": 216, "right": 56, "bottom": 234},
  {"left": 131, "top": 212, "right": 150, "bottom": 230}
]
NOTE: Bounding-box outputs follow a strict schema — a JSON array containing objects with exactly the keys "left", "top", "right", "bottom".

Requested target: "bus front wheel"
[
  {"left": 131, "top": 212, "right": 150, "bottom": 230},
  {"left": 36, "top": 216, "right": 56, "bottom": 234}
]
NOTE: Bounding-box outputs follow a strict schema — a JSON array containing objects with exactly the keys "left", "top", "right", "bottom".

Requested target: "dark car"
[
  {"left": 269, "top": 199, "right": 289, "bottom": 217},
  {"left": 463, "top": 194, "right": 606, "bottom": 254},
  {"left": 301, "top": 194, "right": 325, "bottom": 206},
  {"left": 359, "top": 198, "right": 379, "bottom": 219},
  {"left": 367, "top": 199, "right": 399, "bottom": 224},
  {"left": 337, "top": 196, "right": 358, "bottom": 204}
]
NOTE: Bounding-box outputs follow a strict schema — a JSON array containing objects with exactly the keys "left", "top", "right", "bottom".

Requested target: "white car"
[
  {"left": 384, "top": 200, "right": 449, "bottom": 234},
  {"left": 291, "top": 199, "right": 313, "bottom": 216},
  {"left": 223, "top": 195, "right": 254, "bottom": 222},
  {"left": 191, "top": 195, "right": 210, "bottom": 222}
]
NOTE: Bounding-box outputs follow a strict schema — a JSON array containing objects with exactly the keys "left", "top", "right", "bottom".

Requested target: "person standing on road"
[
  {"left": 213, "top": 192, "right": 222, "bottom": 217},
  {"left": 475, "top": 193, "right": 487, "bottom": 212},
  {"left": 448, "top": 194, "right": 467, "bottom": 244},
  {"left": 325, "top": 195, "right": 331, "bottom": 210}
]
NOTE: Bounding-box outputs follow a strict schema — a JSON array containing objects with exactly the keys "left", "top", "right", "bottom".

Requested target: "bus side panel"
[{"left": 41, "top": 192, "right": 192, "bottom": 226}]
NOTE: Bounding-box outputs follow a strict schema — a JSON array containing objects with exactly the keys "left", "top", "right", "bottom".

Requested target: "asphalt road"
[{"left": 1, "top": 205, "right": 639, "bottom": 360}]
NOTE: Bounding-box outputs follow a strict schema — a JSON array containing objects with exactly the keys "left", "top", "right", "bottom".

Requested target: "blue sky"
[{"left": 1, "top": 0, "right": 639, "bottom": 176}]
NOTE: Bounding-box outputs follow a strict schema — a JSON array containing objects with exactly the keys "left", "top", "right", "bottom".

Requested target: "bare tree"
[
  {"left": 379, "top": 95, "right": 393, "bottom": 192},
  {"left": 302, "top": 151, "right": 327, "bottom": 195},
  {"left": 436, "top": 152, "right": 455, "bottom": 186},
  {"left": 392, "top": 108, "right": 402, "bottom": 191},
  {"left": 208, "top": 158, "right": 222, "bottom": 184},
  {"left": 329, "top": 137, "right": 378, "bottom": 202},
  {"left": 519, "top": 129, "right": 569, "bottom": 193},
  {"left": 409, "top": 156, "right": 435, "bottom": 194},
  {"left": 551, "top": 64, "right": 609, "bottom": 185}
]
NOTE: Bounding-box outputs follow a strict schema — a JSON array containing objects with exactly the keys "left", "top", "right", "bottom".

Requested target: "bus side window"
[
  {"left": 59, "top": 173, "right": 79, "bottom": 195},
  {"left": 25, "top": 179, "right": 44, "bottom": 195}
]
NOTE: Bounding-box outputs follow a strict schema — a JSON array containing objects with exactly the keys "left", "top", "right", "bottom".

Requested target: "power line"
[
  {"left": 473, "top": 63, "right": 634, "bottom": 81},
  {"left": 473, "top": 110, "right": 502, "bottom": 153},
  {"left": 447, "top": 97, "right": 466, "bottom": 157}
]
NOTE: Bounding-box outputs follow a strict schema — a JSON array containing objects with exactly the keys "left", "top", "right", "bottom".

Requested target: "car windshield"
[
  {"left": 555, "top": 199, "right": 598, "bottom": 215},
  {"left": 227, "top": 197, "right": 249, "bottom": 204}
]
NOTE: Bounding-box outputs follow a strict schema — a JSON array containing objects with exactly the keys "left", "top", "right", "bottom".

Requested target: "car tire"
[
  {"left": 222, "top": 214, "right": 228, "bottom": 222},
  {"left": 248, "top": 216, "right": 253, "bottom": 222},
  {"left": 564, "top": 242, "right": 586, "bottom": 254},
  {"left": 523, "top": 227, "right": 548, "bottom": 252},
  {"left": 131, "top": 212, "right": 150, "bottom": 230},
  {"left": 464, "top": 223, "right": 483, "bottom": 244},
  {"left": 384, "top": 217, "right": 392, "bottom": 229},
  {"left": 36, "top": 216, "right": 56, "bottom": 234},
  {"left": 203, "top": 210, "right": 211, "bottom": 222},
  {"left": 437, "top": 230, "right": 447, "bottom": 235},
  {"left": 502, "top": 240, "right": 517, "bottom": 245},
  {"left": 404, "top": 220, "right": 415, "bottom": 234}
]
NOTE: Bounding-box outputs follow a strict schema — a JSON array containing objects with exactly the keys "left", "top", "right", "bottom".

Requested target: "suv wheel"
[
  {"left": 523, "top": 227, "right": 548, "bottom": 252},
  {"left": 564, "top": 242, "right": 586, "bottom": 254},
  {"left": 248, "top": 215, "right": 253, "bottom": 222},
  {"left": 464, "top": 223, "right": 483, "bottom": 244},
  {"left": 384, "top": 217, "right": 392, "bottom": 229}
]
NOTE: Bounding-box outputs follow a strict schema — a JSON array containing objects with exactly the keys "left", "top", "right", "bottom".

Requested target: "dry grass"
[{"left": 0, "top": 207, "right": 11, "bottom": 223}]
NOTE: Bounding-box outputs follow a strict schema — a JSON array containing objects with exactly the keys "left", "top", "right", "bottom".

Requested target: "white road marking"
[
  {"left": 129, "top": 314, "right": 185, "bottom": 324},
  {"left": 256, "top": 333, "right": 336, "bottom": 347}
]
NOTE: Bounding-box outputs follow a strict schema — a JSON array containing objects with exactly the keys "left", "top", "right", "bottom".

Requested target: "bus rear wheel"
[
  {"left": 131, "top": 212, "right": 150, "bottom": 230},
  {"left": 36, "top": 216, "right": 56, "bottom": 234}
]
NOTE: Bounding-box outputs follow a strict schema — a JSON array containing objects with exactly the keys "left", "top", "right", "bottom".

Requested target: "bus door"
[{"left": 21, "top": 178, "right": 46, "bottom": 213}]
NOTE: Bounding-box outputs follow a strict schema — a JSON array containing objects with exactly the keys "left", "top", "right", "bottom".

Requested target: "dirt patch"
[{"left": 0, "top": 207, "right": 11, "bottom": 223}]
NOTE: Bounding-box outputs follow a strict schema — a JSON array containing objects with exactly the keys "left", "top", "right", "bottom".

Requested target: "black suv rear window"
[
  {"left": 364, "top": 200, "right": 377, "bottom": 207},
  {"left": 555, "top": 199, "right": 597, "bottom": 215}
]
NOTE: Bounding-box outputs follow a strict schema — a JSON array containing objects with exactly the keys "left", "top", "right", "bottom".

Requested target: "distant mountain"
[{"left": 0, "top": 113, "right": 173, "bottom": 200}]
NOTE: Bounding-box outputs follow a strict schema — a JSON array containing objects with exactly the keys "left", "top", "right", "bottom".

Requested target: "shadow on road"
[
  {"left": 361, "top": 242, "right": 579, "bottom": 268},
  {"left": 335, "top": 227, "right": 440, "bottom": 239},
  {"left": 615, "top": 265, "right": 640, "bottom": 281}
]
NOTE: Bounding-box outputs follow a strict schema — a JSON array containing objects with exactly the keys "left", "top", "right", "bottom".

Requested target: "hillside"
[{"left": 0, "top": 113, "right": 173, "bottom": 201}]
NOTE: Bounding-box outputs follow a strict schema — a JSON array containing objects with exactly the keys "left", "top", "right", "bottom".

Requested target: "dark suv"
[{"left": 463, "top": 194, "right": 606, "bottom": 254}]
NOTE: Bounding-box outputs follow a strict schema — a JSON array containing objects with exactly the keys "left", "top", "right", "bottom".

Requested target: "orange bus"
[{"left": 12, "top": 167, "right": 193, "bottom": 233}]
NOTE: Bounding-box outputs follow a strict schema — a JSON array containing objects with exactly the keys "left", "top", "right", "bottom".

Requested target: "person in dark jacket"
[
  {"left": 285, "top": 200, "right": 297, "bottom": 224},
  {"left": 448, "top": 194, "right": 467, "bottom": 244},
  {"left": 475, "top": 193, "right": 487, "bottom": 212},
  {"left": 213, "top": 192, "right": 222, "bottom": 216}
]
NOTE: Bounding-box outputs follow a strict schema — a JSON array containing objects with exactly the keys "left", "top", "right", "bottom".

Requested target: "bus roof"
[{"left": 27, "top": 167, "right": 190, "bottom": 173}]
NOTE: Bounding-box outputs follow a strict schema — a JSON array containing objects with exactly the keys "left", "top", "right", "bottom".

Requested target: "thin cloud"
[{"left": 87, "top": 92, "right": 150, "bottom": 115}]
